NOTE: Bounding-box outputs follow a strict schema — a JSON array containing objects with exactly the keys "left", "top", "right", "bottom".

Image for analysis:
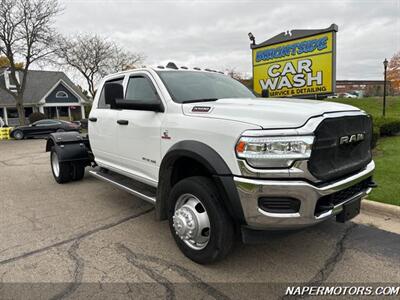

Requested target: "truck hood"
[{"left": 182, "top": 98, "right": 360, "bottom": 129}]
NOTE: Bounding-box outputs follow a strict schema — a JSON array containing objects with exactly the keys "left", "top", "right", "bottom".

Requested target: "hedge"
[
  {"left": 28, "top": 112, "right": 46, "bottom": 124},
  {"left": 372, "top": 126, "right": 380, "bottom": 149},
  {"left": 373, "top": 117, "right": 400, "bottom": 137},
  {"left": 371, "top": 116, "right": 400, "bottom": 148}
]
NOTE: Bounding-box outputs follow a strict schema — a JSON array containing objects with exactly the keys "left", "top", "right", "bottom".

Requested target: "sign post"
[{"left": 251, "top": 24, "right": 338, "bottom": 99}]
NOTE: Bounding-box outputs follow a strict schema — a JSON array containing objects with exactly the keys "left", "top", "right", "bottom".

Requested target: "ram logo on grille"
[{"left": 339, "top": 133, "right": 365, "bottom": 145}]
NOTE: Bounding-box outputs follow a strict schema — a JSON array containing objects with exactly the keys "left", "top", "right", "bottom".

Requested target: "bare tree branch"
[
  {"left": 54, "top": 34, "right": 145, "bottom": 99},
  {"left": 225, "top": 67, "right": 244, "bottom": 81},
  {"left": 0, "top": 0, "right": 61, "bottom": 125}
]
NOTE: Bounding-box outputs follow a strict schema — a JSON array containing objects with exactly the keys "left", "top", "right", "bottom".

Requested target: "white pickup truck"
[{"left": 46, "top": 63, "right": 376, "bottom": 264}]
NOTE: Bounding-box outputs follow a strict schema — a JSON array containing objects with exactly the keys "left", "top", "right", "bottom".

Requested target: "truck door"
[
  {"left": 89, "top": 77, "right": 124, "bottom": 169},
  {"left": 116, "top": 73, "right": 164, "bottom": 186}
]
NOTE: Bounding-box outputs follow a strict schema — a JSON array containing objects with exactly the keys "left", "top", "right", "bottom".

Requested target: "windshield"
[{"left": 156, "top": 71, "right": 255, "bottom": 103}]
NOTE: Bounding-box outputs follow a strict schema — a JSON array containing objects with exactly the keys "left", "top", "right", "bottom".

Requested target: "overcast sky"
[{"left": 56, "top": 0, "right": 399, "bottom": 80}]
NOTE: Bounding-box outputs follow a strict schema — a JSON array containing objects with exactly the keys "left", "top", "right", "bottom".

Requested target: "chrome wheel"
[
  {"left": 51, "top": 151, "right": 60, "bottom": 177},
  {"left": 173, "top": 193, "right": 210, "bottom": 250}
]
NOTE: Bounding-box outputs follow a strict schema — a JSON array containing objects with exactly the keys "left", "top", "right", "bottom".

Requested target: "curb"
[{"left": 362, "top": 199, "right": 400, "bottom": 219}]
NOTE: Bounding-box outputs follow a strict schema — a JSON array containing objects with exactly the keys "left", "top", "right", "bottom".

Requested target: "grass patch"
[
  {"left": 368, "top": 136, "right": 400, "bottom": 206},
  {"left": 328, "top": 96, "right": 400, "bottom": 119}
]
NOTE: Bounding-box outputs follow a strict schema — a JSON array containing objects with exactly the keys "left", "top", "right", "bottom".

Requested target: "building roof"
[
  {"left": 0, "top": 69, "right": 88, "bottom": 106},
  {"left": 250, "top": 24, "right": 338, "bottom": 49},
  {"left": 336, "top": 80, "right": 385, "bottom": 85}
]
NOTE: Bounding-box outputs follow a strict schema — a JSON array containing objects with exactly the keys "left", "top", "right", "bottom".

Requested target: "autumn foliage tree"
[
  {"left": 387, "top": 51, "right": 400, "bottom": 95},
  {"left": 0, "top": 56, "right": 24, "bottom": 69}
]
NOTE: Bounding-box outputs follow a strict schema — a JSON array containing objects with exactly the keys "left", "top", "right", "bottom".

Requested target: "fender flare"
[
  {"left": 45, "top": 132, "right": 91, "bottom": 164},
  {"left": 156, "top": 140, "right": 245, "bottom": 224}
]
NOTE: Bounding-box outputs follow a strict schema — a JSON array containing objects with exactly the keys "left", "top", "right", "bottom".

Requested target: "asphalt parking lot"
[{"left": 0, "top": 139, "right": 399, "bottom": 299}]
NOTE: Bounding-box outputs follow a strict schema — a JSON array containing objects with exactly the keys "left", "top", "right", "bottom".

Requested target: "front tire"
[
  {"left": 50, "top": 147, "right": 72, "bottom": 184},
  {"left": 13, "top": 130, "right": 24, "bottom": 140},
  {"left": 168, "top": 176, "right": 235, "bottom": 264}
]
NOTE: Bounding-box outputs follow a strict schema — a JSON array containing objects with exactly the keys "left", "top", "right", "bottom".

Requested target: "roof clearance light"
[{"left": 166, "top": 62, "right": 178, "bottom": 70}]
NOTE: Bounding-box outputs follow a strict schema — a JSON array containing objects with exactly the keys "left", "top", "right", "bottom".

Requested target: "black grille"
[
  {"left": 315, "top": 177, "right": 371, "bottom": 215},
  {"left": 258, "top": 197, "right": 300, "bottom": 213},
  {"left": 309, "top": 115, "right": 372, "bottom": 181}
]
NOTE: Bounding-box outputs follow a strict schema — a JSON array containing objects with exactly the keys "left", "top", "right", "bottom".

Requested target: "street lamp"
[
  {"left": 383, "top": 58, "right": 388, "bottom": 117},
  {"left": 248, "top": 32, "right": 256, "bottom": 46}
]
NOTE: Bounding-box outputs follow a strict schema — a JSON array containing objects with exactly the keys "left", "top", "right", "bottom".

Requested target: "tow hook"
[{"left": 368, "top": 181, "right": 378, "bottom": 188}]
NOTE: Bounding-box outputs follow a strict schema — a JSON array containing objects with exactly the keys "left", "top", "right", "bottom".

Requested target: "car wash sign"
[{"left": 251, "top": 24, "right": 337, "bottom": 98}]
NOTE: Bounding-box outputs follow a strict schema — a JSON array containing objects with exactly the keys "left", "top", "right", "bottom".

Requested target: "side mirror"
[
  {"left": 261, "top": 89, "right": 269, "bottom": 98},
  {"left": 104, "top": 82, "right": 123, "bottom": 109}
]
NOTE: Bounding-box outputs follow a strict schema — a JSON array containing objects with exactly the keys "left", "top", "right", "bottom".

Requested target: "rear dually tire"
[
  {"left": 50, "top": 147, "right": 72, "bottom": 184},
  {"left": 71, "top": 162, "right": 85, "bottom": 181}
]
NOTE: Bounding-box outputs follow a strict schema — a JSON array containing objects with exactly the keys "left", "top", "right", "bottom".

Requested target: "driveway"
[{"left": 0, "top": 139, "right": 399, "bottom": 299}]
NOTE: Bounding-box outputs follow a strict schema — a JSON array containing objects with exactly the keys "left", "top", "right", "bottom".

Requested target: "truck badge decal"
[
  {"left": 162, "top": 130, "right": 171, "bottom": 140},
  {"left": 142, "top": 157, "right": 156, "bottom": 164},
  {"left": 339, "top": 133, "right": 364, "bottom": 145},
  {"left": 192, "top": 106, "right": 211, "bottom": 113}
]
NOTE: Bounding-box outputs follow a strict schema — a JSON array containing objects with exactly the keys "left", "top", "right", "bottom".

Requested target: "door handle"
[
  {"left": 117, "top": 119, "right": 129, "bottom": 125},
  {"left": 89, "top": 117, "right": 97, "bottom": 122}
]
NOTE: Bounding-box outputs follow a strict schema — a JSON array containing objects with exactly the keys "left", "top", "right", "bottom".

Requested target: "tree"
[
  {"left": 0, "top": 0, "right": 61, "bottom": 125},
  {"left": 225, "top": 67, "right": 253, "bottom": 89},
  {"left": 387, "top": 51, "right": 400, "bottom": 95},
  {"left": 225, "top": 67, "right": 244, "bottom": 81},
  {"left": 0, "top": 56, "right": 23, "bottom": 69},
  {"left": 55, "top": 34, "right": 145, "bottom": 99},
  {"left": 28, "top": 111, "right": 45, "bottom": 123}
]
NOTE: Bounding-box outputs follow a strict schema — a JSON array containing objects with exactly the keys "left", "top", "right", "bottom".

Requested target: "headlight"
[{"left": 235, "top": 136, "right": 314, "bottom": 168}]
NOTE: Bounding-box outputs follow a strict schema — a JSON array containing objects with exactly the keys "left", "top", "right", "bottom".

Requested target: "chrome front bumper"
[{"left": 234, "top": 161, "right": 375, "bottom": 230}]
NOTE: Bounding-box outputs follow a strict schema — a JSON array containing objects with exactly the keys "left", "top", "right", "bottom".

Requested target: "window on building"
[
  {"left": 7, "top": 108, "right": 18, "bottom": 118},
  {"left": 44, "top": 107, "right": 57, "bottom": 119},
  {"left": 56, "top": 91, "right": 68, "bottom": 98},
  {"left": 59, "top": 107, "right": 69, "bottom": 117},
  {"left": 24, "top": 107, "right": 33, "bottom": 117},
  {"left": 70, "top": 106, "right": 82, "bottom": 121}
]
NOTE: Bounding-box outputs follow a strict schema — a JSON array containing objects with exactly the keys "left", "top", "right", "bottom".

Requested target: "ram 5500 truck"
[{"left": 46, "top": 65, "right": 375, "bottom": 264}]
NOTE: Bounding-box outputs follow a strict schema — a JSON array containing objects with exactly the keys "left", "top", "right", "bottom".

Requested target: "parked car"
[
  {"left": 11, "top": 119, "right": 80, "bottom": 140},
  {"left": 340, "top": 93, "right": 358, "bottom": 99}
]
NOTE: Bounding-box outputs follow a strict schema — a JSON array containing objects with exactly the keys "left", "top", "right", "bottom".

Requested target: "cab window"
[
  {"left": 97, "top": 77, "right": 124, "bottom": 108},
  {"left": 125, "top": 76, "right": 159, "bottom": 103}
]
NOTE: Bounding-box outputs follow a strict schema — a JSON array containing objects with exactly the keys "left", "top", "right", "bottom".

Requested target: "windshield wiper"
[{"left": 182, "top": 98, "right": 219, "bottom": 104}]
